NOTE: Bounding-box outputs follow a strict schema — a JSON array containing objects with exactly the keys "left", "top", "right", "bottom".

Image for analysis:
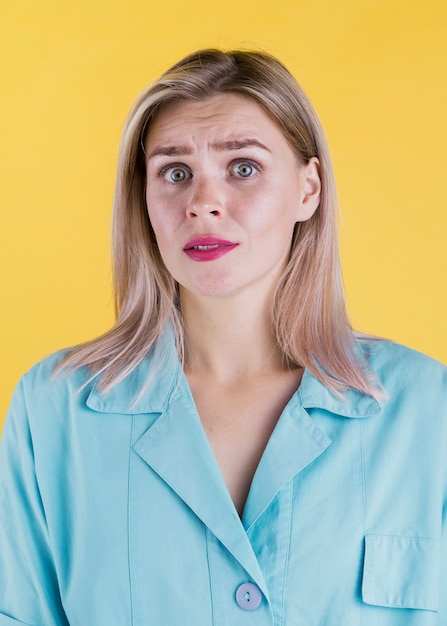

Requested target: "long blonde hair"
[{"left": 55, "top": 49, "right": 381, "bottom": 398}]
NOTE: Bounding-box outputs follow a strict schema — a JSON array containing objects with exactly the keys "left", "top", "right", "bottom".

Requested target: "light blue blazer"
[{"left": 0, "top": 334, "right": 446, "bottom": 625}]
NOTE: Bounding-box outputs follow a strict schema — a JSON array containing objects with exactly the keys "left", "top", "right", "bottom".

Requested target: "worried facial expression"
[{"left": 144, "top": 93, "right": 321, "bottom": 302}]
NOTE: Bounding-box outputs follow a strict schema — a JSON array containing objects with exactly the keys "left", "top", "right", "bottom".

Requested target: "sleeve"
[
  {"left": 0, "top": 379, "right": 69, "bottom": 626},
  {"left": 440, "top": 430, "right": 447, "bottom": 619},
  {"left": 437, "top": 366, "right": 447, "bottom": 620}
]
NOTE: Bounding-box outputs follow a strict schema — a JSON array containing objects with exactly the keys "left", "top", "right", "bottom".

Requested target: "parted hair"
[{"left": 55, "top": 48, "right": 380, "bottom": 398}]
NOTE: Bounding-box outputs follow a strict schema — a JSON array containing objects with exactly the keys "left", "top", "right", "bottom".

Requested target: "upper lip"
[{"left": 183, "top": 237, "right": 237, "bottom": 250}]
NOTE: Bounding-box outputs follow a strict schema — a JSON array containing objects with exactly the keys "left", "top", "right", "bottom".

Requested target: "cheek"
[
  {"left": 146, "top": 193, "right": 183, "bottom": 238},
  {"left": 146, "top": 216, "right": 167, "bottom": 260},
  {"left": 242, "top": 196, "right": 298, "bottom": 237},
  {"left": 147, "top": 202, "right": 169, "bottom": 242}
]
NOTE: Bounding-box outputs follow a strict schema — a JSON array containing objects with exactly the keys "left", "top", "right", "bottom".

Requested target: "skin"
[
  {"left": 144, "top": 92, "right": 321, "bottom": 304},
  {"left": 144, "top": 93, "right": 322, "bottom": 515}
]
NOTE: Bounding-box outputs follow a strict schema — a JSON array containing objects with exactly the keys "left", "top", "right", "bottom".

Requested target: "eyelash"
[
  {"left": 158, "top": 163, "right": 192, "bottom": 182},
  {"left": 230, "top": 159, "right": 262, "bottom": 178},
  {"left": 157, "top": 159, "right": 263, "bottom": 182}
]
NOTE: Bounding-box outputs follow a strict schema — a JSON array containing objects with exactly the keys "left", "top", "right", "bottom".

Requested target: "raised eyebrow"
[
  {"left": 146, "top": 139, "right": 271, "bottom": 160},
  {"left": 146, "top": 145, "right": 193, "bottom": 160},
  {"left": 211, "top": 138, "right": 271, "bottom": 153}
]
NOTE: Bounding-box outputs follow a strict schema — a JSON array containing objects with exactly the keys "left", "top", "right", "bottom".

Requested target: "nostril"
[{"left": 186, "top": 201, "right": 223, "bottom": 218}]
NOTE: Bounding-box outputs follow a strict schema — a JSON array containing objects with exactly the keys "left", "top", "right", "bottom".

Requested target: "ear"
[{"left": 295, "top": 157, "right": 321, "bottom": 222}]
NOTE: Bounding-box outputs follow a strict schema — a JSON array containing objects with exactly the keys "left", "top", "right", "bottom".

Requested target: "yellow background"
[{"left": 1, "top": 0, "right": 446, "bottom": 427}]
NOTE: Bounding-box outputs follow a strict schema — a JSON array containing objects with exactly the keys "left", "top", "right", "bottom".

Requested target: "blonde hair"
[{"left": 55, "top": 49, "right": 380, "bottom": 398}]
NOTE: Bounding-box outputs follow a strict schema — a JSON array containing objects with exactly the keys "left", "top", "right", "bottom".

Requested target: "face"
[{"left": 144, "top": 93, "right": 320, "bottom": 303}]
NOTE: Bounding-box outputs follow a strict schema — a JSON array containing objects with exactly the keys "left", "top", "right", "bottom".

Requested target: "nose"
[{"left": 186, "top": 177, "right": 224, "bottom": 219}]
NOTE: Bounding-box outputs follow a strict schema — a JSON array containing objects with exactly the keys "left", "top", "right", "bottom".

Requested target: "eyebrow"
[{"left": 146, "top": 138, "right": 271, "bottom": 160}]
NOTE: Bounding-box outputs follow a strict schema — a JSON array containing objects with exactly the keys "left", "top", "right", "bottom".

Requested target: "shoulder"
[
  {"left": 362, "top": 338, "right": 447, "bottom": 404},
  {"left": 12, "top": 335, "right": 180, "bottom": 421},
  {"left": 365, "top": 337, "right": 444, "bottom": 370},
  {"left": 5, "top": 351, "right": 96, "bottom": 436},
  {"left": 365, "top": 337, "right": 446, "bottom": 376},
  {"left": 19, "top": 350, "right": 93, "bottom": 400}
]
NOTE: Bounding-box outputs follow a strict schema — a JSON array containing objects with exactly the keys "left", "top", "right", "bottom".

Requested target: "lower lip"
[{"left": 184, "top": 244, "right": 238, "bottom": 262}]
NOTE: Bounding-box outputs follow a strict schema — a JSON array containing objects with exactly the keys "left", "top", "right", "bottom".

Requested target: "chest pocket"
[{"left": 362, "top": 534, "right": 441, "bottom": 612}]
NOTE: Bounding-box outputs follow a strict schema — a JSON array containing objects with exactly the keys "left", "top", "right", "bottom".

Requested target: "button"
[{"left": 235, "top": 582, "right": 262, "bottom": 610}]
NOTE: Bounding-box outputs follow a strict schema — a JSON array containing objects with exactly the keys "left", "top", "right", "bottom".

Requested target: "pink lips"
[{"left": 183, "top": 237, "right": 238, "bottom": 262}]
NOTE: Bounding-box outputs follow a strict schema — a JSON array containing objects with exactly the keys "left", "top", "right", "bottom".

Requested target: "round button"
[{"left": 235, "top": 582, "right": 262, "bottom": 611}]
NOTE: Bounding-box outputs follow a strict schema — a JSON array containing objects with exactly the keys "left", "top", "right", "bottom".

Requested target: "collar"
[
  {"left": 299, "top": 368, "right": 381, "bottom": 418},
  {"left": 86, "top": 329, "right": 382, "bottom": 419},
  {"left": 86, "top": 330, "right": 180, "bottom": 414}
]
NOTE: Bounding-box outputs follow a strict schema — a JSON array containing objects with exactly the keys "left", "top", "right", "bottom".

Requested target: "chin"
[{"left": 180, "top": 276, "right": 242, "bottom": 300}]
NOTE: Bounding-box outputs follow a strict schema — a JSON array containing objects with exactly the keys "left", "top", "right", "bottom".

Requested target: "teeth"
[{"left": 193, "top": 244, "right": 220, "bottom": 250}]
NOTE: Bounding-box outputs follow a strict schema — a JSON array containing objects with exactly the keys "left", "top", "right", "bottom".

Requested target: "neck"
[{"left": 180, "top": 287, "right": 289, "bottom": 382}]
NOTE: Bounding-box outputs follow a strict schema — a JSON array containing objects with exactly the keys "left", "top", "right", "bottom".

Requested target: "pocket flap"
[{"left": 362, "top": 534, "right": 441, "bottom": 611}]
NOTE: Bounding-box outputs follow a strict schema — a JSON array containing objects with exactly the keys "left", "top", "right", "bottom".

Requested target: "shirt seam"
[
  {"left": 280, "top": 480, "right": 293, "bottom": 626},
  {"left": 127, "top": 415, "right": 135, "bottom": 626},
  {"left": 360, "top": 418, "right": 366, "bottom": 626},
  {"left": 205, "top": 526, "right": 216, "bottom": 626}
]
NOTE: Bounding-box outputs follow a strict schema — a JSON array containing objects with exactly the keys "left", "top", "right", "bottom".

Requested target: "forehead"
[{"left": 144, "top": 93, "right": 288, "bottom": 148}]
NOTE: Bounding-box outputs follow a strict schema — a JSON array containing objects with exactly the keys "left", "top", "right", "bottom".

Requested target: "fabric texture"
[{"left": 0, "top": 333, "right": 446, "bottom": 625}]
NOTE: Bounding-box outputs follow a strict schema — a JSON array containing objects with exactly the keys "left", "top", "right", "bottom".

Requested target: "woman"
[{"left": 0, "top": 49, "right": 446, "bottom": 625}]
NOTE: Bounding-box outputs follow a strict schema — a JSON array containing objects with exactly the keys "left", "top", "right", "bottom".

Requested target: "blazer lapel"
[
  {"left": 132, "top": 376, "right": 268, "bottom": 596},
  {"left": 243, "top": 397, "right": 331, "bottom": 530}
]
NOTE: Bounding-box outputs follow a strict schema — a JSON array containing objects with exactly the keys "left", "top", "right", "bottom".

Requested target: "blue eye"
[
  {"left": 162, "top": 167, "right": 191, "bottom": 182},
  {"left": 232, "top": 162, "right": 256, "bottom": 178}
]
